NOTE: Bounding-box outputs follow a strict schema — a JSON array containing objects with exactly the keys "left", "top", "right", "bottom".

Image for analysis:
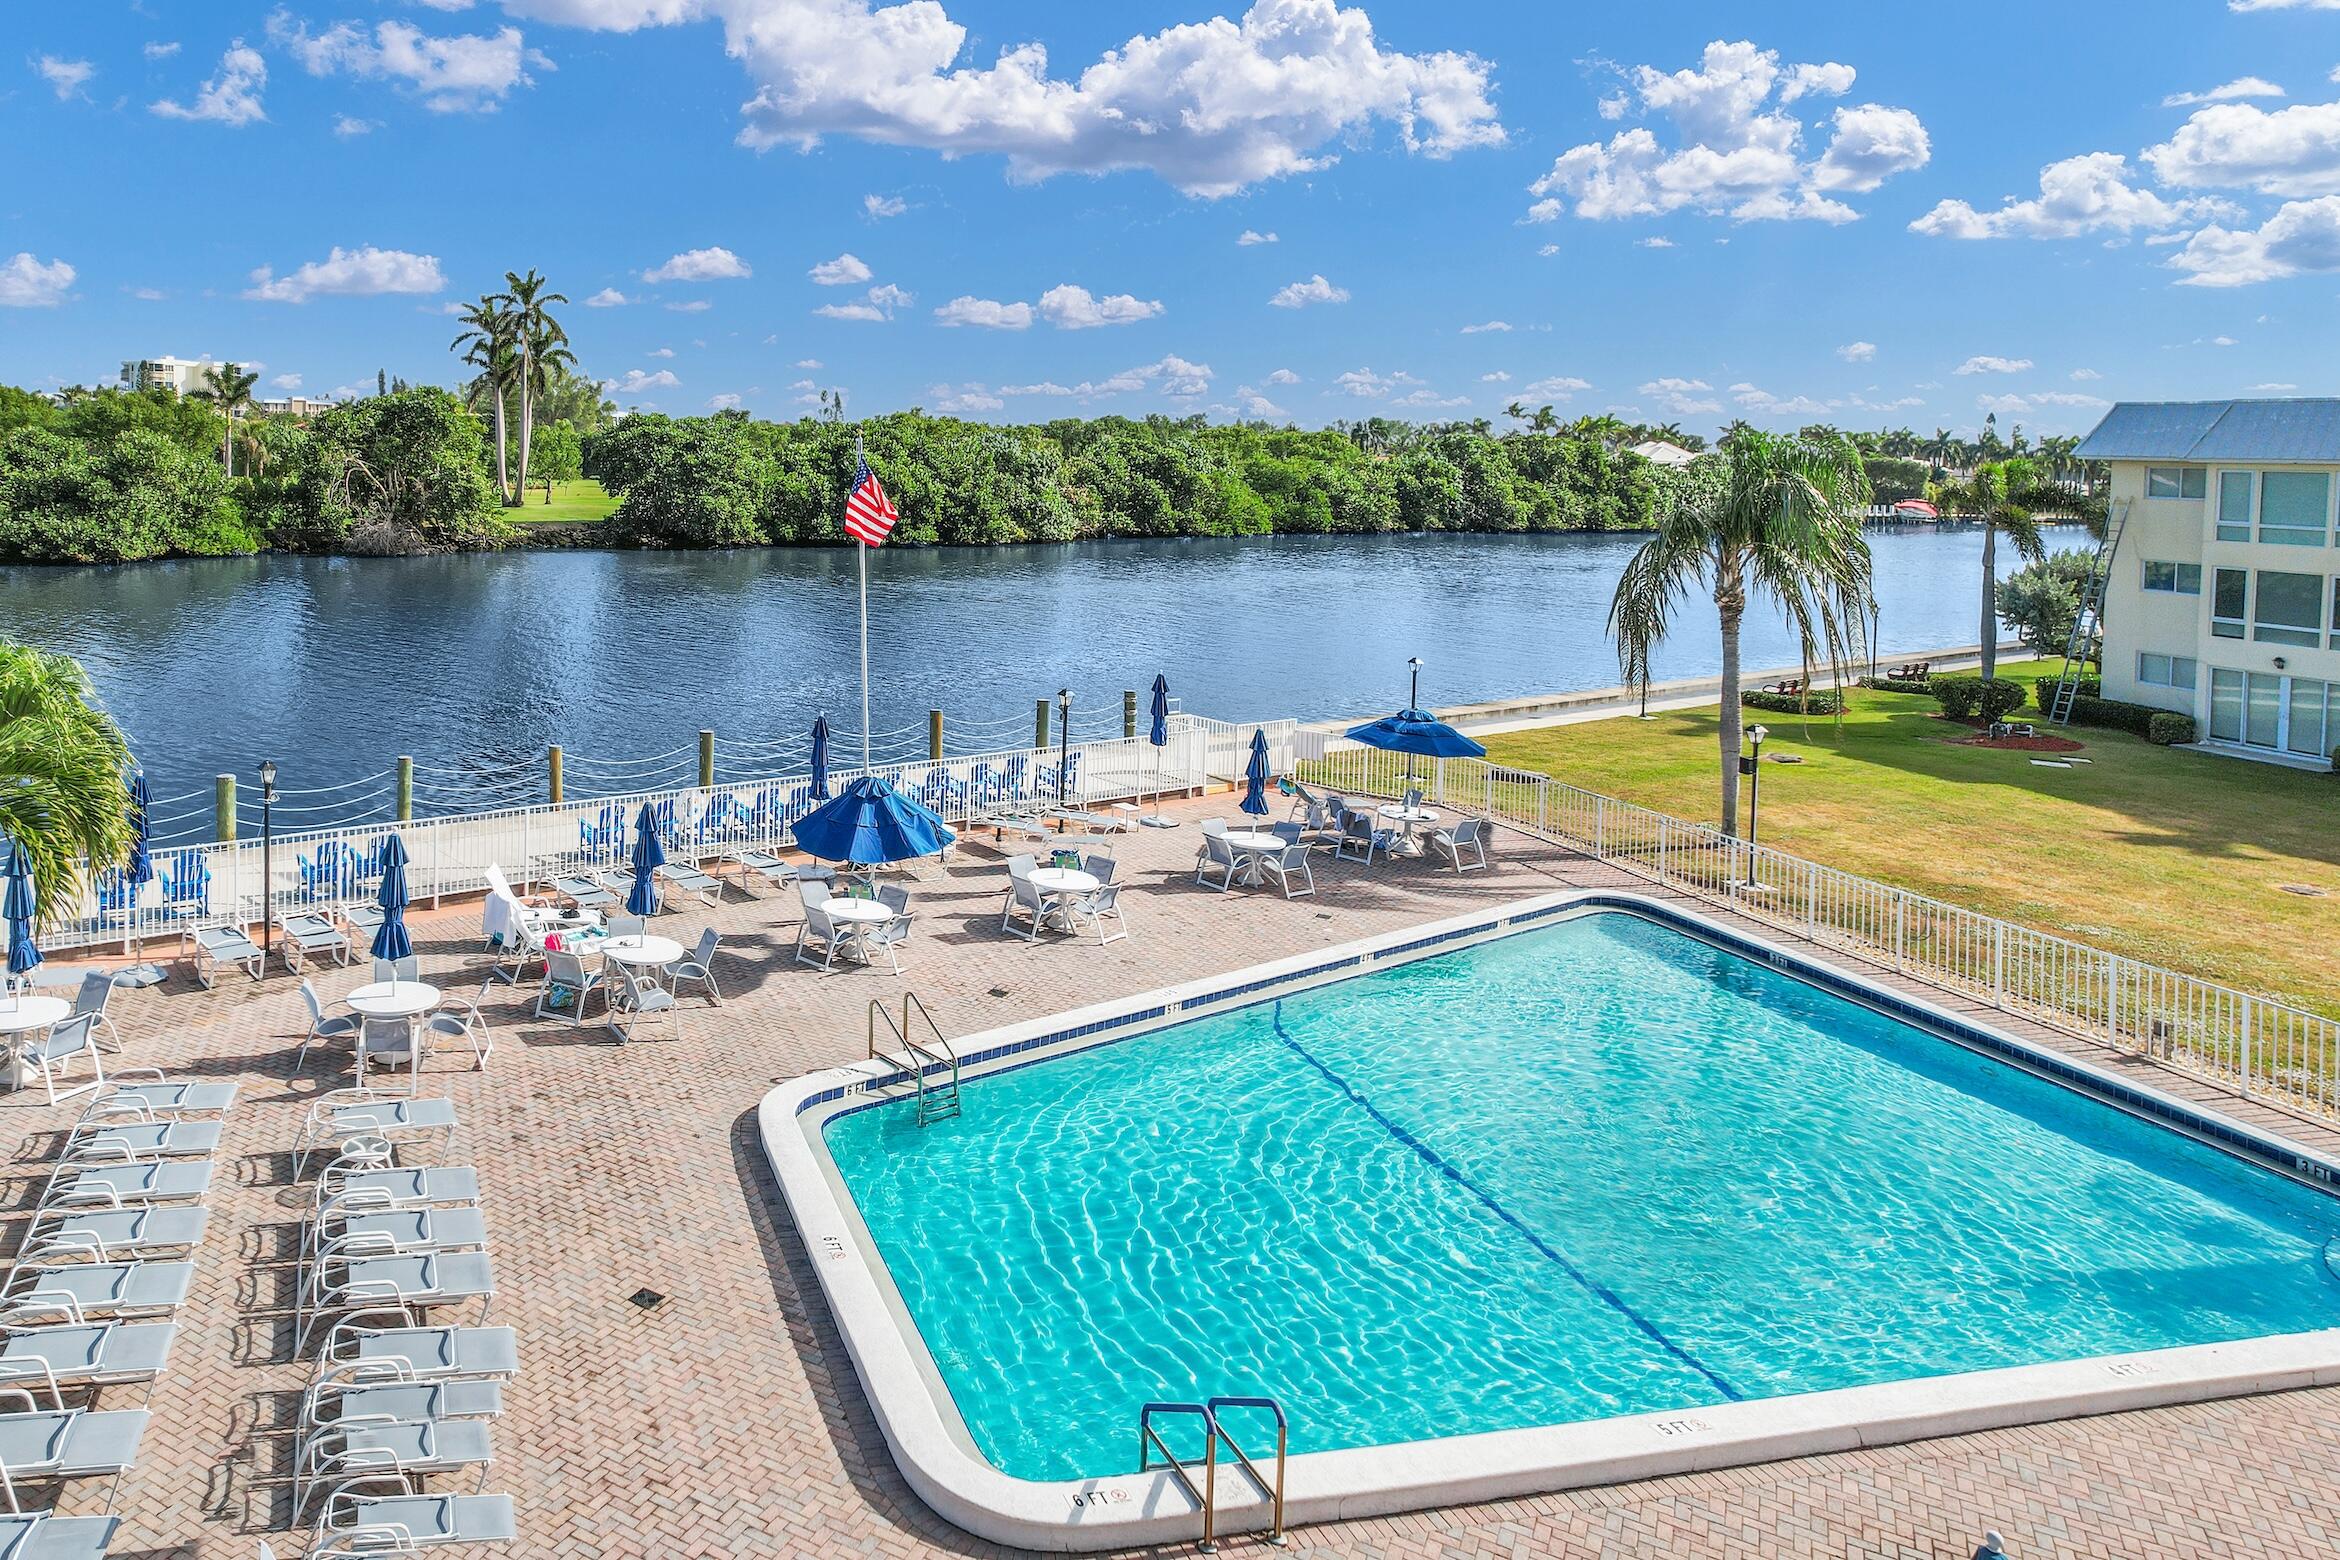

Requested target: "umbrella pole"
[{"left": 1141, "top": 739, "right": 1178, "bottom": 829}]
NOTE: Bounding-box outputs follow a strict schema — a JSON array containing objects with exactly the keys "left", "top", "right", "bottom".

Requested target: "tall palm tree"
[
  {"left": 1503, "top": 401, "right": 1528, "bottom": 427},
  {"left": 451, "top": 294, "right": 519, "bottom": 504},
  {"left": 1610, "top": 430, "right": 1873, "bottom": 838},
  {"left": 0, "top": 641, "right": 133, "bottom": 931},
  {"left": 188, "top": 363, "right": 260, "bottom": 476},
  {"left": 494, "top": 270, "right": 570, "bottom": 499},
  {"left": 1919, "top": 427, "right": 1954, "bottom": 468},
  {"left": 1933, "top": 458, "right": 2045, "bottom": 686}
]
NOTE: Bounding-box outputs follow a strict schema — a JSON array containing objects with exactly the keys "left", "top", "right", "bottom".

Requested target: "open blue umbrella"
[
  {"left": 1343, "top": 708, "right": 1487, "bottom": 760},
  {"left": 1240, "top": 728, "right": 1271, "bottom": 817},
  {"left": 3, "top": 840, "right": 41, "bottom": 982},
  {"left": 627, "top": 803, "right": 665, "bottom": 917},
  {"left": 125, "top": 773, "right": 154, "bottom": 890},
  {"left": 809, "top": 717, "right": 832, "bottom": 801},
  {"left": 791, "top": 776, "right": 955, "bottom": 866},
  {"left": 369, "top": 834, "right": 413, "bottom": 965}
]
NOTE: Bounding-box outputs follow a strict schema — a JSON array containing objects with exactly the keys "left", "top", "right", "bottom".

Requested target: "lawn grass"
[
  {"left": 506, "top": 478, "right": 619, "bottom": 524},
  {"left": 1479, "top": 659, "right": 2340, "bottom": 1018}
]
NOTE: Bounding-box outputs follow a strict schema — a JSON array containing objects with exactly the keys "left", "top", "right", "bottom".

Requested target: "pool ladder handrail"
[
  {"left": 866, "top": 993, "right": 961, "bottom": 1127},
  {"left": 1136, "top": 1396, "right": 1289, "bottom": 1552}
]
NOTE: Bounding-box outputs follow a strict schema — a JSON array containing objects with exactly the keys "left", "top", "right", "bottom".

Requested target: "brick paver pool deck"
[{"left": 24, "top": 798, "right": 2340, "bottom": 1558}]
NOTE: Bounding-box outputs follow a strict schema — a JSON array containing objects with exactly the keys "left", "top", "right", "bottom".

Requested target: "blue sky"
[{"left": 5, "top": 0, "right": 2340, "bottom": 440}]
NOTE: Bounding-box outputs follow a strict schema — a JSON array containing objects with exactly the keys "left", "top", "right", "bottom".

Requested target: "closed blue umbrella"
[
  {"left": 809, "top": 716, "right": 832, "bottom": 801},
  {"left": 369, "top": 834, "right": 413, "bottom": 965},
  {"left": 627, "top": 803, "right": 665, "bottom": 917},
  {"left": 125, "top": 773, "right": 154, "bottom": 889},
  {"left": 791, "top": 776, "right": 955, "bottom": 866},
  {"left": 1240, "top": 728, "right": 1271, "bottom": 817},
  {"left": 1148, "top": 675, "right": 1170, "bottom": 748},
  {"left": 1343, "top": 708, "right": 1488, "bottom": 760},
  {"left": 3, "top": 841, "right": 41, "bottom": 981}
]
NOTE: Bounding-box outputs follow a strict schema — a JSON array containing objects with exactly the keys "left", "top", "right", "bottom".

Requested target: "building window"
[
  {"left": 2148, "top": 466, "right": 2207, "bottom": 500},
  {"left": 2136, "top": 652, "right": 2198, "bottom": 689},
  {"left": 2141, "top": 560, "right": 2202, "bottom": 594},
  {"left": 2258, "top": 471, "right": 2331, "bottom": 546},
  {"left": 2212, "top": 567, "right": 2248, "bottom": 638},
  {"left": 2216, "top": 471, "right": 2254, "bottom": 541},
  {"left": 2252, "top": 569, "right": 2326, "bottom": 646},
  {"left": 2332, "top": 578, "right": 2340, "bottom": 649}
]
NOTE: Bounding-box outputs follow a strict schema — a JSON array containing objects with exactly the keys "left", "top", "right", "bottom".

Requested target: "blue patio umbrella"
[
  {"left": 1240, "top": 728, "right": 1271, "bottom": 817},
  {"left": 1343, "top": 708, "right": 1488, "bottom": 760},
  {"left": 627, "top": 803, "right": 665, "bottom": 917},
  {"left": 125, "top": 773, "right": 154, "bottom": 889},
  {"left": 809, "top": 717, "right": 832, "bottom": 801},
  {"left": 369, "top": 834, "right": 413, "bottom": 965},
  {"left": 3, "top": 840, "right": 41, "bottom": 981},
  {"left": 1141, "top": 674, "right": 1180, "bottom": 829},
  {"left": 791, "top": 776, "right": 956, "bottom": 866}
]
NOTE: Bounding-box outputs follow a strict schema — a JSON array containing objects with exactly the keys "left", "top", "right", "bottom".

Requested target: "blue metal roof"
[{"left": 2077, "top": 399, "right": 2340, "bottom": 463}]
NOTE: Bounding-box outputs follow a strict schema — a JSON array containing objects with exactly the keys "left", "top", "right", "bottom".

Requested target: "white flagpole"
[{"left": 855, "top": 434, "right": 872, "bottom": 771}]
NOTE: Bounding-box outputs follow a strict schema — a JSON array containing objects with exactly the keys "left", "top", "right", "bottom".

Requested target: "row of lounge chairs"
[
  {"left": 286, "top": 1086, "right": 517, "bottom": 1553},
  {"left": 0, "top": 1073, "right": 240, "bottom": 1557}
]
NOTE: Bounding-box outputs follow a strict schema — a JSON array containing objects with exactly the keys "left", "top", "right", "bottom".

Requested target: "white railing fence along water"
[
  {"left": 1299, "top": 741, "right": 2340, "bottom": 1124},
  {"left": 52, "top": 715, "right": 1299, "bottom": 958}
]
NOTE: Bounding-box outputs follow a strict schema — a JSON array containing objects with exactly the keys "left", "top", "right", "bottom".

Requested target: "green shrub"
[
  {"left": 2147, "top": 712, "right": 2197, "bottom": 746},
  {"left": 2034, "top": 676, "right": 2102, "bottom": 710},
  {"left": 1929, "top": 675, "right": 2026, "bottom": 722},
  {"left": 2063, "top": 694, "right": 2158, "bottom": 736},
  {"left": 1859, "top": 675, "right": 1932, "bottom": 695},
  {"left": 1741, "top": 688, "right": 1846, "bottom": 715}
]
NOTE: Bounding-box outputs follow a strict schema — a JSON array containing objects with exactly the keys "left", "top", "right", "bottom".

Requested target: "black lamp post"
[
  {"left": 1869, "top": 599, "right": 1882, "bottom": 685},
  {"left": 1405, "top": 656, "right": 1423, "bottom": 785},
  {"left": 1055, "top": 688, "right": 1072, "bottom": 831},
  {"left": 258, "top": 759, "right": 278, "bottom": 968},
  {"left": 1743, "top": 724, "right": 1768, "bottom": 851}
]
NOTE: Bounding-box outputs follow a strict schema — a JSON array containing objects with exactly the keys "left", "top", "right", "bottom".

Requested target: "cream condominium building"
[{"left": 2076, "top": 398, "right": 2340, "bottom": 767}]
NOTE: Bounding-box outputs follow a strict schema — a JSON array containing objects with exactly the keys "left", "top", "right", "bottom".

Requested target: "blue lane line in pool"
[{"left": 1270, "top": 1000, "right": 1742, "bottom": 1403}]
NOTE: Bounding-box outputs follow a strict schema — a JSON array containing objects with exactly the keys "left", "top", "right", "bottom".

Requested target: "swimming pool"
[{"left": 765, "top": 893, "right": 2340, "bottom": 1548}]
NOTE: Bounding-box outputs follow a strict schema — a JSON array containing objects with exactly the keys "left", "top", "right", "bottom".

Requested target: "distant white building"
[
  {"left": 120, "top": 356, "right": 221, "bottom": 396},
  {"left": 1628, "top": 439, "right": 1703, "bottom": 468},
  {"left": 2076, "top": 398, "right": 2339, "bottom": 766}
]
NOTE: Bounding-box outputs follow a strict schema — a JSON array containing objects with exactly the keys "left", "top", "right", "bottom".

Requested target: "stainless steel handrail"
[
  {"left": 1206, "top": 1395, "right": 1289, "bottom": 1547},
  {"left": 1138, "top": 1401, "right": 1220, "bottom": 1552}
]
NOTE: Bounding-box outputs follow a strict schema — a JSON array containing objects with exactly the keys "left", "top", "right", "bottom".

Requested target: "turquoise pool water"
[{"left": 823, "top": 911, "right": 2340, "bottom": 1482}]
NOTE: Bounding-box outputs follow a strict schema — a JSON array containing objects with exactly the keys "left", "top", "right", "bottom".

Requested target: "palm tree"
[
  {"left": 188, "top": 363, "right": 260, "bottom": 477},
  {"left": 1610, "top": 430, "right": 1874, "bottom": 838},
  {"left": 1933, "top": 458, "right": 2045, "bottom": 686},
  {"left": 451, "top": 294, "right": 519, "bottom": 504},
  {"left": 494, "top": 270, "right": 571, "bottom": 499},
  {"left": 1504, "top": 401, "right": 1528, "bottom": 427},
  {"left": 1919, "top": 427, "right": 1954, "bottom": 468},
  {"left": 0, "top": 641, "right": 133, "bottom": 932}
]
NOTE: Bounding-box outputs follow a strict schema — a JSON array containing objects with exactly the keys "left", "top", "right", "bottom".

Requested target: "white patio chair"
[
  {"left": 532, "top": 951, "right": 608, "bottom": 1028},
  {"left": 1000, "top": 868, "right": 1050, "bottom": 942},
  {"left": 295, "top": 981, "right": 365, "bottom": 1075},
  {"left": 20, "top": 1014, "right": 104, "bottom": 1107},
  {"left": 793, "top": 903, "right": 847, "bottom": 971},
  {"left": 1194, "top": 831, "right": 1239, "bottom": 891},
  {"left": 666, "top": 929, "right": 723, "bottom": 1004},
  {"left": 1257, "top": 843, "right": 1316, "bottom": 899},
  {"left": 1068, "top": 880, "right": 1127, "bottom": 945},
  {"left": 1431, "top": 817, "right": 1489, "bottom": 872},
  {"left": 607, "top": 969, "right": 680, "bottom": 1043}
]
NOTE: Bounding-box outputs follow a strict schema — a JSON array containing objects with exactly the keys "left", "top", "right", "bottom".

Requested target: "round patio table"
[
  {"left": 600, "top": 935, "right": 684, "bottom": 971},
  {"left": 1219, "top": 830, "right": 1285, "bottom": 886},
  {"left": 1377, "top": 803, "right": 1440, "bottom": 857},
  {"left": 344, "top": 981, "right": 441, "bottom": 1079},
  {"left": 0, "top": 995, "right": 69, "bottom": 1091},
  {"left": 825, "top": 897, "right": 898, "bottom": 964},
  {"left": 1027, "top": 868, "right": 1099, "bottom": 930}
]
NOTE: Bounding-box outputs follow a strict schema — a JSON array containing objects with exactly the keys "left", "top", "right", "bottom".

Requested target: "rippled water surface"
[
  {"left": 0, "top": 526, "right": 2073, "bottom": 817},
  {"left": 825, "top": 911, "right": 2340, "bottom": 1481}
]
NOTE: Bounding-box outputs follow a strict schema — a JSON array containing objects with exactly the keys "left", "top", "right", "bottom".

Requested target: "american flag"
[{"left": 843, "top": 455, "right": 898, "bottom": 547}]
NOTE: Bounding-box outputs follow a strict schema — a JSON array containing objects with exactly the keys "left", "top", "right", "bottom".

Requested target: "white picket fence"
[
  {"left": 1300, "top": 742, "right": 2340, "bottom": 1122},
  {"left": 48, "top": 714, "right": 1299, "bottom": 957}
]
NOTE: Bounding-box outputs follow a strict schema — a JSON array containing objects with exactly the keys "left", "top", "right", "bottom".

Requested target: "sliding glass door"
[{"left": 2207, "top": 668, "right": 2332, "bottom": 755}]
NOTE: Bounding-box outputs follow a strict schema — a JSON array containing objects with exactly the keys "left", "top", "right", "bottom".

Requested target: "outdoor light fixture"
[
  {"left": 1406, "top": 657, "right": 1424, "bottom": 783},
  {"left": 1055, "top": 688, "right": 1073, "bottom": 830},
  {"left": 258, "top": 760, "right": 279, "bottom": 966},
  {"left": 1743, "top": 725, "right": 1768, "bottom": 852}
]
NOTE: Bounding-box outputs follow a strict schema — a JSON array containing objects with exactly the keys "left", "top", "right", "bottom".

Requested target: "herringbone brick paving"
[{"left": 21, "top": 799, "right": 2340, "bottom": 1557}]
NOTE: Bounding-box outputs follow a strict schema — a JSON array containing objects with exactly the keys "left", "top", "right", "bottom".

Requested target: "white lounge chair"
[
  {"left": 38, "top": 1160, "right": 212, "bottom": 1211},
  {"left": 295, "top": 1250, "right": 497, "bottom": 1354},
  {"left": 316, "top": 1483, "right": 516, "bottom": 1553},
  {"left": 0, "top": 1320, "right": 175, "bottom": 1397},
  {"left": 18, "top": 1205, "right": 208, "bottom": 1266},
  {"left": 293, "top": 1092, "right": 460, "bottom": 1180},
  {"left": 292, "top": 1412, "right": 495, "bottom": 1515},
  {"left": 0, "top": 1513, "right": 117, "bottom": 1560},
  {"left": 76, "top": 1073, "right": 238, "bottom": 1122},
  {"left": 1, "top": 1261, "right": 193, "bottom": 1322},
  {"left": 189, "top": 924, "right": 263, "bottom": 988},
  {"left": 0, "top": 1401, "right": 147, "bottom": 1499},
  {"left": 278, "top": 912, "right": 352, "bottom": 974},
  {"left": 319, "top": 1313, "right": 519, "bottom": 1383}
]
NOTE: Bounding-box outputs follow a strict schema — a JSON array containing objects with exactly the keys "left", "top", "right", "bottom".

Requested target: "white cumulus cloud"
[
  {"left": 644, "top": 246, "right": 751, "bottom": 282},
  {"left": 585, "top": 287, "right": 631, "bottom": 307},
  {"left": 245, "top": 245, "right": 445, "bottom": 303},
  {"left": 143, "top": 42, "right": 182, "bottom": 61},
  {"left": 863, "top": 193, "right": 907, "bottom": 219},
  {"left": 265, "top": 14, "right": 537, "bottom": 112},
  {"left": 1265, "top": 367, "right": 1301, "bottom": 384},
  {"left": 1528, "top": 39, "right": 1927, "bottom": 227},
  {"left": 1460, "top": 320, "right": 1511, "bottom": 333},
  {"left": 2164, "top": 76, "right": 2285, "bottom": 108},
  {"left": 1237, "top": 229, "right": 1279, "bottom": 245},
  {"left": 1954, "top": 355, "right": 2033, "bottom": 374},
  {"left": 1037, "top": 283, "right": 1163, "bottom": 328},
  {"left": 607, "top": 368, "right": 682, "bottom": 394},
  {"left": 151, "top": 41, "right": 268, "bottom": 126},
  {"left": 814, "top": 281, "right": 911, "bottom": 321},
  {"left": 933, "top": 295, "right": 1034, "bottom": 329},
  {"left": 0, "top": 254, "right": 76, "bottom": 308},
  {"left": 1836, "top": 340, "right": 1876, "bottom": 362},
  {"left": 1912, "top": 151, "right": 2234, "bottom": 239},
  {"left": 35, "top": 57, "right": 95, "bottom": 99},
  {"left": 2146, "top": 98, "right": 2340, "bottom": 196},
  {"left": 2167, "top": 195, "right": 2340, "bottom": 285},
  {"left": 1269, "top": 273, "right": 1349, "bottom": 308},
  {"left": 1523, "top": 375, "right": 1592, "bottom": 397},
  {"left": 807, "top": 252, "right": 872, "bottom": 286}
]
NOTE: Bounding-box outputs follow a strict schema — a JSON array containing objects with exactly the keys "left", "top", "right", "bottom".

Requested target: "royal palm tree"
[
  {"left": 0, "top": 641, "right": 133, "bottom": 932},
  {"left": 1610, "top": 430, "right": 1873, "bottom": 838},
  {"left": 451, "top": 294, "right": 519, "bottom": 504},
  {"left": 494, "top": 270, "right": 571, "bottom": 499},
  {"left": 1933, "top": 458, "right": 2045, "bottom": 686},
  {"left": 188, "top": 362, "right": 260, "bottom": 477}
]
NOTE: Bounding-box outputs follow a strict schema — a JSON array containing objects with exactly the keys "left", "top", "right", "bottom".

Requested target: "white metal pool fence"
[
  {"left": 1297, "top": 738, "right": 2340, "bottom": 1124},
  {"left": 49, "top": 714, "right": 1294, "bottom": 957}
]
